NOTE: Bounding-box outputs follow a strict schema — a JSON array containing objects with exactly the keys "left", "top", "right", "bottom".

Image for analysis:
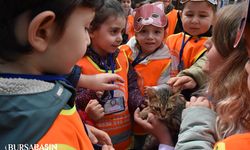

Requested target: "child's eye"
[
  {"left": 185, "top": 13, "right": 193, "bottom": 17},
  {"left": 110, "top": 30, "right": 118, "bottom": 34},
  {"left": 199, "top": 14, "right": 208, "bottom": 18},
  {"left": 141, "top": 30, "right": 147, "bottom": 33},
  {"left": 154, "top": 30, "right": 161, "bottom": 34}
]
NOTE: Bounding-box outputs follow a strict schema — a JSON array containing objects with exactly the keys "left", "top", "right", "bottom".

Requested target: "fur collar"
[{"left": 0, "top": 78, "right": 54, "bottom": 95}]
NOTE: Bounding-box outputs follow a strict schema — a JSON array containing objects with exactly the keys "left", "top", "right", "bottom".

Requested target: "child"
[
  {"left": 76, "top": 0, "right": 145, "bottom": 149},
  {"left": 119, "top": 0, "right": 135, "bottom": 44},
  {"left": 120, "top": 0, "right": 133, "bottom": 16},
  {"left": 120, "top": 2, "right": 171, "bottom": 94},
  {"left": 166, "top": 0, "right": 217, "bottom": 74},
  {"left": 126, "top": 0, "right": 184, "bottom": 42},
  {"left": 0, "top": 0, "right": 113, "bottom": 149},
  {"left": 119, "top": 2, "right": 172, "bottom": 149},
  {"left": 157, "top": 0, "right": 184, "bottom": 39}
]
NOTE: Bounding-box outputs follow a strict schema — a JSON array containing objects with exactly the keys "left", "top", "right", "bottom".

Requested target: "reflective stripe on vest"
[
  {"left": 121, "top": 45, "right": 171, "bottom": 94},
  {"left": 37, "top": 105, "right": 93, "bottom": 150},
  {"left": 77, "top": 50, "right": 132, "bottom": 149}
]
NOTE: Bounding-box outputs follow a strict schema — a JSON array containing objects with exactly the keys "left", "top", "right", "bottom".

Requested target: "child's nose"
[
  {"left": 191, "top": 16, "right": 200, "bottom": 24},
  {"left": 116, "top": 34, "right": 123, "bottom": 44},
  {"left": 147, "top": 32, "right": 154, "bottom": 39}
]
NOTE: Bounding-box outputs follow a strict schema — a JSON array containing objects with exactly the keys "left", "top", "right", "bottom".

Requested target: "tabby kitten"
[{"left": 139, "top": 84, "right": 186, "bottom": 150}]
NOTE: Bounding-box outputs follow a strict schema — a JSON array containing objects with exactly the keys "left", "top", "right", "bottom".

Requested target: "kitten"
[{"left": 139, "top": 84, "right": 186, "bottom": 150}]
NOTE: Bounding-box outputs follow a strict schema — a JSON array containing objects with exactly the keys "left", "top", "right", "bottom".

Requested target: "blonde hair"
[{"left": 208, "top": 3, "right": 250, "bottom": 140}]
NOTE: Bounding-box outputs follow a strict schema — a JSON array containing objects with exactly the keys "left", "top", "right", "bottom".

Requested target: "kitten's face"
[
  {"left": 143, "top": 84, "right": 187, "bottom": 145},
  {"left": 145, "top": 84, "right": 186, "bottom": 120}
]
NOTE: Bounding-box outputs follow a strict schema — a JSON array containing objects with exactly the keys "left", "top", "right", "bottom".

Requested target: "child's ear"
[
  {"left": 89, "top": 25, "right": 95, "bottom": 39},
  {"left": 28, "top": 11, "right": 56, "bottom": 52},
  {"left": 89, "top": 32, "right": 95, "bottom": 39}
]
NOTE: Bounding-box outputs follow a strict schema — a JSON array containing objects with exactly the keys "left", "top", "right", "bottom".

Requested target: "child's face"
[
  {"left": 203, "top": 38, "right": 224, "bottom": 75},
  {"left": 159, "top": 0, "right": 172, "bottom": 8},
  {"left": 47, "top": 7, "right": 94, "bottom": 74},
  {"left": 121, "top": 0, "right": 132, "bottom": 12},
  {"left": 244, "top": 25, "right": 250, "bottom": 91},
  {"left": 181, "top": 1, "right": 214, "bottom": 36},
  {"left": 90, "top": 16, "right": 125, "bottom": 57},
  {"left": 135, "top": 25, "right": 165, "bottom": 55}
]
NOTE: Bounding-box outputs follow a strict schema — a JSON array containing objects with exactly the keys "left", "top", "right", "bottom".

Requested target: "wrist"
[
  {"left": 157, "top": 132, "right": 174, "bottom": 146},
  {"left": 78, "top": 74, "right": 93, "bottom": 89}
]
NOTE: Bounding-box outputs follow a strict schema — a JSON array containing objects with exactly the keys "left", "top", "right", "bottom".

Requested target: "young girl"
[
  {"left": 120, "top": 2, "right": 171, "bottom": 94},
  {"left": 212, "top": 1, "right": 250, "bottom": 149},
  {"left": 76, "top": 0, "right": 144, "bottom": 149},
  {"left": 118, "top": 0, "right": 134, "bottom": 44},
  {"left": 120, "top": 0, "right": 133, "bottom": 16},
  {"left": 119, "top": 2, "right": 172, "bottom": 148},
  {"left": 126, "top": 0, "right": 184, "bottom": 42},
  {"left": 166, "top": 0, "right": 217, "bottom": 74}
]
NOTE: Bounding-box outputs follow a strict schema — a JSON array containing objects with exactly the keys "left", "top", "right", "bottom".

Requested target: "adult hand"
[
  {"left": 186, "top": 96, "right": 212, "bottom": 109},
  {"left": 167, "top": 76, "right": 197, "bottom": 92},
  {"left": 134, "top": 108, "right": 173, "bottom": 146}
]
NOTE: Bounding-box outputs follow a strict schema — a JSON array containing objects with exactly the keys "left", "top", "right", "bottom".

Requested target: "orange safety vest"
[
  {"left": 77, "top": 50, "right": 132, "bottom": 150},
  {"left": 213, "top": 133, "right": 250, "bottom": 150},
  {"left": 38, "top": 106, "right": 93, "bottom": 150},
  {"left": 121, "top": 44, "right": 172, "bottom": 94},
  {"left": 165, "top": 9, "right": 179, "bottom": 40},
  {"left": 126, "top": 15, "right": 135, "bottom": 40},
  {"left": 166, "top": 32, "right": 207, "bottom": 71},
  {"left": 120, "top": 43, "right": 171, "bottom": 136}
]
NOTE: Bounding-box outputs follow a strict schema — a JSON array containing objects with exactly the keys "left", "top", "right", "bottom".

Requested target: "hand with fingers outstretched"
[
  {"left": 78, "top": 73, "right": 124, "bottom": 91},
  {"left": 167, "top": 76, "right": 197, "bottom": 92}
]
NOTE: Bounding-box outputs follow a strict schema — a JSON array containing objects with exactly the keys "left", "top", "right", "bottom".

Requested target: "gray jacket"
[{"left": 175, "top": 107, "right": 217, "bottom": 150}]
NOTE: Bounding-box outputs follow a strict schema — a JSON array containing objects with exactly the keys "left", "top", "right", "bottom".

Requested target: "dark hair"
[
  {"left": 0, "top": 0, "right": 104, "bottom": 62},
  {"left": 90, "top": 0, "right": 126, "bottom": 32}
]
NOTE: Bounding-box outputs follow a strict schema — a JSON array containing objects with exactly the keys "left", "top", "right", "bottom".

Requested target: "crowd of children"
[{"left": 1, "top": 0, "right": 250, "bottom": 150}]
